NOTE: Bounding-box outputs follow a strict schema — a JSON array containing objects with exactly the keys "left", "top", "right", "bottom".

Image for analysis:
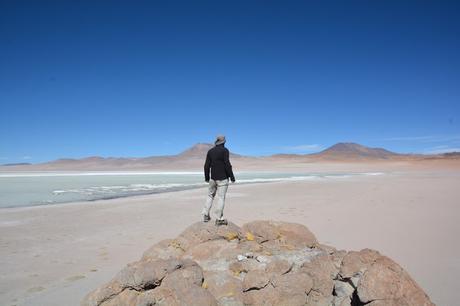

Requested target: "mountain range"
[{"left": 1, "top": 142, "right": 457, "bottom": 171}]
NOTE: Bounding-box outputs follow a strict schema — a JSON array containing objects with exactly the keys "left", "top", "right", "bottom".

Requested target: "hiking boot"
[
  {"left": 215, "top": 219, "right": 228, "bottom": 226},
  {"left": 203, "top": 215, "right": 210, "bottom": 222}
]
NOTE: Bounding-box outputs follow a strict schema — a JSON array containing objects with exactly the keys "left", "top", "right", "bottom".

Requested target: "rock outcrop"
[{"left": 82, "top": 220, "right": 434, "bottom": 306}]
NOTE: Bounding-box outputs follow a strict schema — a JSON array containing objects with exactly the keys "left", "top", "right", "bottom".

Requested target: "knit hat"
[{"left": 215, "top": 135, "right": 226, "bottom": 145}]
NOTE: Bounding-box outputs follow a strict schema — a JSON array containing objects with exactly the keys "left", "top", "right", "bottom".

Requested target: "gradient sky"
[{"left": 1, "top": 1, "right": 460, "bottom": 163}]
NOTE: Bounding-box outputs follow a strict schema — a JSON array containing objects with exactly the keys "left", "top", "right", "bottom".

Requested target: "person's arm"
[
  {"left": 224, "top": 149, "right": 235, "bottom": 182},
  {"left": 204, "top": 151, "right": 211, "bottom": 182}
]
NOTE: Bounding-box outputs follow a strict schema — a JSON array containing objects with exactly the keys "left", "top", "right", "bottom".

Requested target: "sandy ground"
[{"left": 0, "top": 166, "right": 459, "bottom": 306}]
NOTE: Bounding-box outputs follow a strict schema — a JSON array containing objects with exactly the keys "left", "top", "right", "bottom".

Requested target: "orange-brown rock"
[{"left": 82, "top": 220, "right": 434, "bottom": 306}]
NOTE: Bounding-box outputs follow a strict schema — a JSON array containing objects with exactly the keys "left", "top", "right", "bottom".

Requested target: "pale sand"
[{"left": 0, "top": 166, "right": 459, "bottom": 306}]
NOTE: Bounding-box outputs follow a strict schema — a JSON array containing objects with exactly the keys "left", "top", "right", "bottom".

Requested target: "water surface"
[{"left": 0, "top": 171, "right": 382, "bottom": 208}]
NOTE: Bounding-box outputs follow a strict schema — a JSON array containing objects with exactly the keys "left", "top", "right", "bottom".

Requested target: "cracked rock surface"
[{"left": 81, "top": 220, "right": 434, "bottom": 306}]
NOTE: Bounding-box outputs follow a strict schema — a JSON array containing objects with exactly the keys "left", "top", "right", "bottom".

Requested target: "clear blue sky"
[{"left": 1, "top": 1, "right": 459, "bottom": 163}]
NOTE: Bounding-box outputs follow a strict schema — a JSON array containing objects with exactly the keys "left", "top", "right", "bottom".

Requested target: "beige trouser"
[{"left": 202, "top": 179, "right": 229, "bottom": 220}]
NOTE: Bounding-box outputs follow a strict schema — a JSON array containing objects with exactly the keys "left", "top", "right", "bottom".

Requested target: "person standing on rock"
[{"left": 202, "top": 135, "right": 236, "bottom": 225}]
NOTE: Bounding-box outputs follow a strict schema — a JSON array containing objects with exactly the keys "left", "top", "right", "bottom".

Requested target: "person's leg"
[
  {"left": 214, "top": 179, "right": 229, "bottom": 220},
  {"left": 202, "top": 179, "right": 217, "bottom": 218}
]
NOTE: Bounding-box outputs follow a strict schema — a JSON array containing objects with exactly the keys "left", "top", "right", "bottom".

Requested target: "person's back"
[
  {"left": 205, "top": 144, "right": 235, "bottom": 182},
  {"left": 202, "top": 135, "right": 235, "bottom": 225}
]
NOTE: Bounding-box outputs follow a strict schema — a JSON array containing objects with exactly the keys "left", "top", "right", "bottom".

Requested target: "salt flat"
[{"left": 0, "top": 162, "right": 459, "bottom": 306}]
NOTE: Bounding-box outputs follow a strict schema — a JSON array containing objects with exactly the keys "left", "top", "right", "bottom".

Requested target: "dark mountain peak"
[
  {"left": 326, "top": 142, "right": 366, "bottom": 151},
  {"left": 177, "top": 143, "right": 214, "bottom": 158},
  {"left": 316, "top": 142, "right": 398, "bottom": 159},
  {"left": 177, "top": 143, "right": 242, "bottom": 158},
  {"left": 81, "top": 156, "right": 105, "bottom": 162}
]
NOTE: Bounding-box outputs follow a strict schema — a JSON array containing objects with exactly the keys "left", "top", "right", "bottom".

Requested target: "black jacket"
[{"left": 204, "top": 144, "right": 235, "bottom": 182}]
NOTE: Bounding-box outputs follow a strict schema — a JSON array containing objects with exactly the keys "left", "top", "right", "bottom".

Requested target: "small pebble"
[{"left": 237, "top": 255, "right": 247, "bottom": 261}]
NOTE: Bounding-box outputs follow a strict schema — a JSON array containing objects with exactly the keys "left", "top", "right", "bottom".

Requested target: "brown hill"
[
  {"left": 177, "top": 143, "right": 215, "bottom": 158},
  {"left": 177, "top": 143, "right": 241, "bottom": 159},
  {"left": 311, "top": 142, "right": 400, "bottom": 160},
  {"left": 0, "top": 143, "right": 241, "bottom": 171},
  {"left": 1, "top": 142, "right": 458, "bottom": 171}
]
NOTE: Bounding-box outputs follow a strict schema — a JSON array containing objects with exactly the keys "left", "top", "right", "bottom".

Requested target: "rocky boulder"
[{"left": 82, "top": 220, "right": 434, "bottom": 306}]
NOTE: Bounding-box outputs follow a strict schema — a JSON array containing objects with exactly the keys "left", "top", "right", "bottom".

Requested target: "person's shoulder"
[{"left": 208, "top": 146, "right": 216, "bottom": 154}]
